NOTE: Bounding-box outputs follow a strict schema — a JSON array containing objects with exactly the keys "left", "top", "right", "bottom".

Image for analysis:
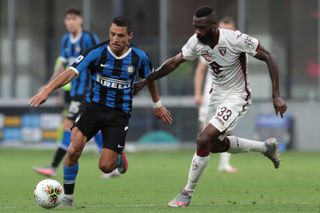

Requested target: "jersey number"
[
  {"left": 209, "top": 61, "right": 222, "bottom": 74},
  {"left": 217, "top": 107, "right": 232, "bottom": 121}
]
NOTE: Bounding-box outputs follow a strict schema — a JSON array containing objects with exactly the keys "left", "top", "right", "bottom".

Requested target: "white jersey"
[{"left": 182, "top": 28, "right": 259, "bottom": 100}]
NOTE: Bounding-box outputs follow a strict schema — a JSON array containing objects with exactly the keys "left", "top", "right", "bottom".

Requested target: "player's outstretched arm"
[
  {"left": 29, "top": 69, "right": 77, "bottom": 107},
  {"left": 133, "top": 53, "right": 185, "bottom": 95},
  {"left": 147, "top": 80, "right": 173, "bottom": 125},
  {"left": 254, "top": 44, "right": 287, "bottom": 117}
]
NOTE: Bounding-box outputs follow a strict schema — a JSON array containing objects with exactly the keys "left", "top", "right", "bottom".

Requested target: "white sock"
[
  {"left": 184, "top": 153, "right": 210, "bottom": 193},
  {"left": 219, "top": 152, "right": 231, "bottom": 168},
  {"left": 227, "top": 136, "right": 266, "bottom": 153}
]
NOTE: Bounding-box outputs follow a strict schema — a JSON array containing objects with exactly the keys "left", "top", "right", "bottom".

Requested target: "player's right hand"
[
  {"left": 272, "top": 96, "right": 287, "bottom": 118},
  {"left": 153, "top": 106, "right": 173, "bottom": 125},
  {"left": 194, "top": 94, "right": 203, "bottom": 106},
  {"left": 29, "top": 88, "right": 49, "bottom": 107}
]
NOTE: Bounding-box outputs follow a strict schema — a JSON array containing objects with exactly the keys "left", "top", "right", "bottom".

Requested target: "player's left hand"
[
  {"left": 153, "top": 106, "right": 173, "bottom": 125},
  {"left": 272, "top": 96, "right": 287, "bottom": 118},
  {"left": 29, "top": 88, "right": 50, "bottom": 107}
]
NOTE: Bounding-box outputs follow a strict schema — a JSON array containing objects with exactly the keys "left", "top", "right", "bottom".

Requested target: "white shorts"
[{"left": 205, "top": 94, "right": 251, "bottom": 138}]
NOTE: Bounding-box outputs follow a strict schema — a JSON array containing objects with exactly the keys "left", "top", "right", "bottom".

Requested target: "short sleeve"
[
  {"left": 138, "top": 53, "right": 154, "bottom": 79},
  {"left": 59, "top": 35, "right": 68, "bottom": 63},
  {"left": 93, "top": 34, "right": 100, "bottom": 45},
  {"left": 181, "top": 35, "right": 198, "bottom": 61},
  {"left": 234, "top": 31, "right": 259, "bottom": 56},
  {"left": 70, "top": 47, "right": 100, "bottom": 76}
]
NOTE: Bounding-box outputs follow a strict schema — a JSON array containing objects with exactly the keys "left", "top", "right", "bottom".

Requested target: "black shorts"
[{"left": 74, "top": 102, "right": 130, "bottom": 153}]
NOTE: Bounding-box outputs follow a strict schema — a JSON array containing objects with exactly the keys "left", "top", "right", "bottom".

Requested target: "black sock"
[
  {"left": 64, "top": 183, "right": 75, "bottom": 195},
  {"left": 51, "top": 147, "right": 67, "bottom": 168}
]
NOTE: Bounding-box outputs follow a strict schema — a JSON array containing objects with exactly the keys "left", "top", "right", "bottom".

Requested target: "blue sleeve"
[
  {"left": 60, "top": 35, "right": 68, "bottom": 62},
  {"left": 93, "top": 34, "right": 100, "bottom": 45},
  {"left": 138, "top": 53, "right": 154, "bottom": 79},
  {"left": 70, "top": 47, "right": 100, "bottom": 75}
]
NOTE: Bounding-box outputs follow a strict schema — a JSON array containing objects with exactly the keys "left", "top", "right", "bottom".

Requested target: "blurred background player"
[
  {"left": 29, "top": 16, "right": 173, "bottom": 206},
  {"left": 194, "top": 17, "right": 238, "bottom": 173},
  {"left": 33, "top": 8, "right": 104, "bottom": 177}
]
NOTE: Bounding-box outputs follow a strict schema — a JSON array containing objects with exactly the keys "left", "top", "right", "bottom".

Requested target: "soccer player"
[
  {"left": 29, "top": 16, "right": 173, "bottom": 206},
  {"left": 194, "top": 17, "right": 238, "bottom": 173},
  {"left": 133, "top": 6, "right": 287, "bottom": 207},
  {"left": 33, "top": 8, "right": 103, "bottom": 177}
]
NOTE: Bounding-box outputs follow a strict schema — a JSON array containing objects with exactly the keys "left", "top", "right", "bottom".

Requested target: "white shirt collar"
[
  {"left": 69, "top": 31, "right": 83, "bottom": 44},
  {"left": 107, "top": 45, "right": 132, "bottom": 59}
]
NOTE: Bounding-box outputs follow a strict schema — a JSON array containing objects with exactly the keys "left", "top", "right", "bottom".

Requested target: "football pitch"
[{"left": 0, "top": 148, "right": 319, "bottom": 212}]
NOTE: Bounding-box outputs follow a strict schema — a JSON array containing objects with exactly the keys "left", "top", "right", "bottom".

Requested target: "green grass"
[{"left": 0, "top": 148, "right": 320, "bottom": 212}]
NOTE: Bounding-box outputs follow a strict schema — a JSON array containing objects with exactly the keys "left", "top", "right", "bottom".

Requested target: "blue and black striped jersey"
[
  {"left": 60, "top": 30, "right": 100, "bottom": 98},
  {"left": 70, "top": 41, "right": 154, "bottom": 113}
]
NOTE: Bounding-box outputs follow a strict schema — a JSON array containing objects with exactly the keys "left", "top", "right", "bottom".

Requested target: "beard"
[{"left": 197, "top": 29, "right": 214, "bottom": 44}]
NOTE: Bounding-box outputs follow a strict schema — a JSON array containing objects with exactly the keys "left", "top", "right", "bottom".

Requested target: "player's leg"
[
  {"left": 218, "top": 152, "right": 238, "bottom": 173},
  {"left": 62, "top": 103, "right": 101, "bottom": 206},
  {"left": 225, "top": 136, "right": 280, "bottom": 168},
  {"left": 168, "top": 124, "right": 221, "bottom": 207},
  {"left": 62, "top": 126, "right": 87, "bottom": 206},
  {"left": 93, "top": 131, "right": 103, "bottom": 153},
  {"left": 33, "top": 117, "right": 74, "bottom": 177},
  {"left": 99, "top": 109, "right": 129, "bottom": 174},
  {"left": 48, "top": 100, "right": 80, "bottom": 168}
]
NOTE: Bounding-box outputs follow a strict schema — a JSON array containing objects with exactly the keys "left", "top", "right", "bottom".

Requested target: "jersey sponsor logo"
[
  {"left": 126, "top": 65, "right": 135, "bottom": 73},
  {"left": 96, "top": 74, "right": 131, "bottom": 89},
  {"left": 74, "top": 55, "right": 84, "bottom": 64},
  {"left": 219, "top": 47, "right": 227, "bottom": 56},
  {"left": 200, "top": 49, "right": 214, "bottom": 62}
]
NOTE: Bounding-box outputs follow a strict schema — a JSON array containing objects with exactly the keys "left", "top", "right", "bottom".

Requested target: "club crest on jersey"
[
  {"left": 219, "top": 47, "right": 227, "bottom": 56},
  {"left": 200, "top": 50, "right": 214, "bottom": 62},
  {"left": 127, "top": 65, "right": 135, "bottom": 73}
]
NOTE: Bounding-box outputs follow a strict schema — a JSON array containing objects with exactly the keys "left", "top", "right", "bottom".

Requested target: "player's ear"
[{"left": 128, "top": 32, "right": 133, "bottom": 44}]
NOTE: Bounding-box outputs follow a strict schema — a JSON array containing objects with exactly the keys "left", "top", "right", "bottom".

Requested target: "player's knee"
[
  {"left": 210, "top": 138, "right": 229, "bottom": 153},
  {"left": 63, "top": 118, "right": 74, "bottom": 130},
  {"left": 196, "top": 135, "right": 210, "bottom": 151},
  {"left": 99, "top": 161, "right": 116, "bottom": 173},
  {"left": 67, "top": 145, "right": 81, "bottom": 162}
]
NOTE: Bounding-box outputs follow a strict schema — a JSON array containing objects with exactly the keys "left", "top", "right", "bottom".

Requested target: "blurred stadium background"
[
  {"left": 0, "top": 0, "right": 320, "bottom": 212},
  {"left": 0, "top": 0, "right": 318, "bottom": 150}
]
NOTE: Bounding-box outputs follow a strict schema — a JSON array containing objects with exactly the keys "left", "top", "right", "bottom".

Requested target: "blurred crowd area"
[{"left": 0, "top": 0, "right": 319, "bottom": 100}]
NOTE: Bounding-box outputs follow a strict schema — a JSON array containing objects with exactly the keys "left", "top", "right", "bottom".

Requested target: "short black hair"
[
  {"left": 65, "top": 8, "right": 82, "bottom": 17},
  {"left": 194, "top": 6, "right": 217, "bottom": 23},
  {"left": 112, "top": 16, "right": 132, "bottom": 33}
]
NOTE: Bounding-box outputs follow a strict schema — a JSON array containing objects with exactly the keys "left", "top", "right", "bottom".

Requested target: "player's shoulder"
[
  {"left": 131, "top": 46, "right": 150, "bottom": 59},
  {"left": 82, "top": 30, "right": 98, "bottom": 39},
  {"left": 220, "top": 28, "right": 239, "bottom": 41},
  {"left": 84, "top": 41, "right": 108, "bottom": 55},
  {"left": 61, "top": 33, "right": 69, "bottom": 42},
  {"left": 220, "top": 28, "right": 248, "bottom": 47},
  {"left": 186, "top": 33, "right": 199, "bottom": 45}
]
